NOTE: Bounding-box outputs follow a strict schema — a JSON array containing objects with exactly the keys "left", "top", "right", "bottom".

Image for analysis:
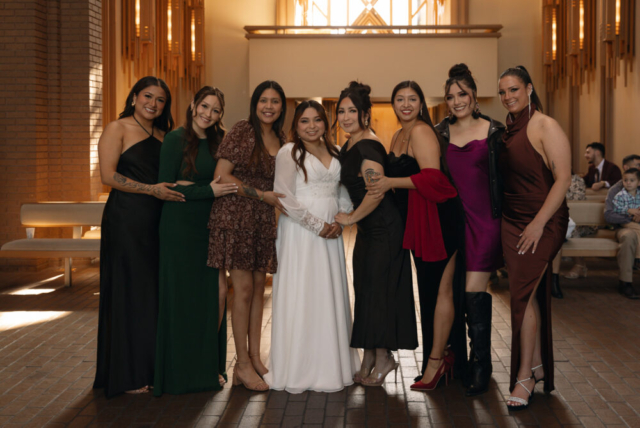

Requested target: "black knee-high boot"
[{"left": 465, "top": 292, "right": 493, "bottom": 396}]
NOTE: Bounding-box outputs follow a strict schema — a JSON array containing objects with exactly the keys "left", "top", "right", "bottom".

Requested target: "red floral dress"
[{"left": 207, "top": 120, "right": 285, "bottom": 273}]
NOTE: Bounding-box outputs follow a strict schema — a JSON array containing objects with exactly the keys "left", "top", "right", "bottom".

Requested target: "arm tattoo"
[
  {"left": 242, "top": 185, "right": 259, "bottom": 199},
  {"left": 113, "top": 172, "right": 158, "bottom": 196},
  {"left": 364, "top": 168, "right": 381, "bottom": 184},
  {"left": 551, "top": 161, "right": 557, "bottom": 179}
]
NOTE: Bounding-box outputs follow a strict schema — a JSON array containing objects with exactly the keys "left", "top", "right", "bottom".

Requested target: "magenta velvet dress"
[{"left": 447, "top": 139, "right": 502, "bottom": 272}]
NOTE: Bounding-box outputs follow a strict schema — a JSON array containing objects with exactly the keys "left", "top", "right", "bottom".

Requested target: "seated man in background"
[
  {"left": 605, "top": 154, "right": 640, "bottom": 299},
  {"left": 584, "top": 142, "right": 622, "bottom": 190}
]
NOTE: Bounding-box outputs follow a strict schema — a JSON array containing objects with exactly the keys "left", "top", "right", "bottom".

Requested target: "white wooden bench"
[
  {"left": 561, "top": 201, "right": 619, "bottom": 257},
  {"left": 0, "top": 202, "right": 105, "bottom": 286}
]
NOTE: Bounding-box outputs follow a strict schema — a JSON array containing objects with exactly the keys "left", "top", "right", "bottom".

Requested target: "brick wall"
[{"left": 0, "top": 0, "right": 102, "bottom": 271}]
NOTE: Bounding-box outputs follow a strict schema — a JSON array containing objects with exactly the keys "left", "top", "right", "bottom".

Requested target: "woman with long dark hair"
[
  {"left": 366, "top": 80, "right": 465, "bottom": 392},
  {"left": 208, "top": 81, "right": 287, "bottom": 391},
  {"left": 498, "top": 66, "right": 570, "bottom": 410},
  {"left": 334, "top": 81, "right": 418, "bottom": 387},
  {"left": 94, "top": 76, "right": 182, "bottom": 397},
  {"left": 153, "top": 86, "right": 238, "bottom": 396},
  {"left": 264, "top": 100, "right": 360, "bottom": 393},
  {"left": 436, "top": 64, "right": 505, "bottom": 396}
]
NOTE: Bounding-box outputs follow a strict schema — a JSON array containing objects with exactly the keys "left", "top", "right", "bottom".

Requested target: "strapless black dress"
[{"left": 387, "top": 152, "right": 467, "bottom": 379}]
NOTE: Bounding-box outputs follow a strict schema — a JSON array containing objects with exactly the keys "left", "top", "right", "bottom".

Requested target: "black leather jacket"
[{"left": 435, "top": 114, "right": 505, "bottom": 219}]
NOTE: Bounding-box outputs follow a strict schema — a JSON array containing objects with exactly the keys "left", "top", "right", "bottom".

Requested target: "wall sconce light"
[
  {"left": 579, "top": 0, "right": 584, "bottom": 49},
  {"left": 123, "top": 0, "right": 206, "bottom": 120},
  {"left": 168, "top": 0, "right": 172, "bottom": 52},
  {"left": 602, "top": 0, "right": 635, "bottom": 84}
]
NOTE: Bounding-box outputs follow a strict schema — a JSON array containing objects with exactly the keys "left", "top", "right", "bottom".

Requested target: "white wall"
[
  {"left": 204, "top": 0, "right": 278, "bottom": 126},
  {"left": 469, "top": 0, "right": 544, "bottom": 123}
]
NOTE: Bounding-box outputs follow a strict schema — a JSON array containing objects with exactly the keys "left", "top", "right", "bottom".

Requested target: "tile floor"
[{"left": 1, "top": 230, "right": 640, "bottom": 427}]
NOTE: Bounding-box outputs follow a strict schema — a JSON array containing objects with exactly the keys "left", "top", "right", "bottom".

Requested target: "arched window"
[{"left": 294, "top": 0, "right": 450, "bottom": 28}]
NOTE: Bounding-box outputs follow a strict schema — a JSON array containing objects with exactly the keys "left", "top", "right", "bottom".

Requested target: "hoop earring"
[
  {"left": 528, "top": 93, "right": 531, "bottom": 119},
  {"left": 472, "top": 101, "right": 481, "bottom": 119},
  {"left": 131, "top": 100, "right": 135, "bottom": 107}
]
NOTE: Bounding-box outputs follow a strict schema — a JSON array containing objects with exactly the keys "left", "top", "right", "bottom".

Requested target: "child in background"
[{"left": 614, "top": 168, "right": 640, "bottom": 264}]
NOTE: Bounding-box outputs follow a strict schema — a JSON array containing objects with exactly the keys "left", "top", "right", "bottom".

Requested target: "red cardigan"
[{"left": 404, "top": 168, "right": 458, "bottom": 262}]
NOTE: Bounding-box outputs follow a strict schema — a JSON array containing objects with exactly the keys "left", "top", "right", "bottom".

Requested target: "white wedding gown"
[{"left": 264, "top": 143, "right": 360, "bottom": 393}]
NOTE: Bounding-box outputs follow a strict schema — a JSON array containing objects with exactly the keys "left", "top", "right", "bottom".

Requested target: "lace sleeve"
[{"left": 274, "top": 144, "right": 326, "bottom": 235}]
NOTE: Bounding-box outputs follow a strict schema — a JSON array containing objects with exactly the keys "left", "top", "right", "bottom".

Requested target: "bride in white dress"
[{"left": 264, "top": 101, "right": 360, "bottom": 393}]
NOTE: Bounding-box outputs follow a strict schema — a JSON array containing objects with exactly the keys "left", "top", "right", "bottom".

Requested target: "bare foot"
[
  {"left": 125, "top": 385, "right": 149, "bottom": 394},
  {"left": 219, "top": 374, "right": 227, "bottom": 387}
]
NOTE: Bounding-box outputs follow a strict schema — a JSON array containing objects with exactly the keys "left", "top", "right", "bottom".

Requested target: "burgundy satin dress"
[{"left": 500, "top": 108, "right": 568, "bottom": 393}]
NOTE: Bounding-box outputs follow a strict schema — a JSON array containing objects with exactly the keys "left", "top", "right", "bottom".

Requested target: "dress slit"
[{"left": 508, "top": 263, "right": 551, "bottom": 392}]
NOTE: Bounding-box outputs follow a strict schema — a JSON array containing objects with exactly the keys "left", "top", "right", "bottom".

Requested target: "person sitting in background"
[
  {"left": 613, "top": 168, "right": 640, "bottom": 271},
  {"left": 605, "top": 154, "right": 640, "bottom": 299},
  {"left": 583, "top": 142, "right": 622, "bottom": 190},
  {"left": 551, "top": 172, "right": 586, "bottom": 298}
]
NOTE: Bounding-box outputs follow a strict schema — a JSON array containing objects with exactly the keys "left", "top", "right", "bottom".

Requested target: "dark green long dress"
[{"left": 154, "top": 127, "right": 227, "bottom": 396}]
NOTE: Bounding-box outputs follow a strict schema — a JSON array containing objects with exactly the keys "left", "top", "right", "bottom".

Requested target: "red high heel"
[
  {"left": 410, "top": 356, "right": 453, "bottom": 391},
  {"left": 444, "top": 347, "right": 455, "bottom": 368}
]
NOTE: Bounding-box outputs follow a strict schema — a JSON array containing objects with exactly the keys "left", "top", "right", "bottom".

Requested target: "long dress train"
[{"left": 264, "top": 143, "right": 360, "bottom": 393}]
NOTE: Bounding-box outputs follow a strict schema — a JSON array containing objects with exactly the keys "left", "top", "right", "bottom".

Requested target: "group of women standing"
[{"left": 94, "top": 63, "right": 571, "bottom": 412}]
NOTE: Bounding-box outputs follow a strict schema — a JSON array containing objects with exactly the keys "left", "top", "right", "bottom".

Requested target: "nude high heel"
[
  {"left": 361, "top": 352, "right": 399, "bottom": 387},
  {"left": 232, "top": 361, "right": 269, "bottom": 391}
]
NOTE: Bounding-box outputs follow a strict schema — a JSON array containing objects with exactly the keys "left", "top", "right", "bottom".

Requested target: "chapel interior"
[{"left": 0, "top": 1, "right": 639, "bottom": 427}]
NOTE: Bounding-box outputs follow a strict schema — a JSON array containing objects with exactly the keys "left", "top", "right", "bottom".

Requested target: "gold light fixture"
[
  {"left": 616, "top": 0, "right": 621, "bottom": 35},
  {"left": 543, "top": 0, "right": 565, "bottom": 93},
  {"left": 122, "top": 0, "right": 206, "bottom": 119},
  {"left": 602, "top": 0, "right": 636, "bottom": 85},
  {"left": 544, "top": 0, "right": 599, "bottom": 93},
  {"left": 135, "top": 0, "right": 140, "bottom": 37},
  {"left": 552, "top": 8, "right": 558, "bottom": 60},
  {"left": 168, "top": 0, "right": 172, "bottom": 52},
  {"left": 579, "top": 0, "right": 584, "bottom": 49},
  {"left": 191, "top": 10, "right": 196, "bottom": 62},
  {"left": 567, "top": 0, "right": 596, "bottom": 90}
]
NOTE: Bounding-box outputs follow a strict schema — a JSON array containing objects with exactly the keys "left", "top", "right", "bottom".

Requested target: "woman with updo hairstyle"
[
  {"left": 208, "top": 81, "right": 288, "bottom": 391},
  {"left": 153, "top": 86, "right": 238, "bottom": 396},
  {"left": 437, "top": 64, "right": 505, "bottom": 396},
  {"left": 366, "top": 80, "right": 465, "bottom": 392},
  {"left": 264, "top": 100, "right": 360, "bottom": 393},
  {"left": 333, "top": 81, "right": 417, "bottom": 387},
  {"left": 95, "top": 76, "right": 181, "bottom": 397},
  {"left": 498, "top": 66, "right": 570, "bottom": 410}
]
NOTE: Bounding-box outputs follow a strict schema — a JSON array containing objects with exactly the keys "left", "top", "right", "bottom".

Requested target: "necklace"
[
  {"left": 132, "top": 113, "right": 154, "bottom": 137},
  {"left": 400, "top": 122, "right": 416, "bottom": 143}
]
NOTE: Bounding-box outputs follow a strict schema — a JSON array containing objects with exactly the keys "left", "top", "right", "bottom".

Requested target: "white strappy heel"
[
  {"left": 531, "top": 364, "right": 544, "bottom": 385},
  {"left": 507, "top": 376, "right": 534, "bottom": 411}
]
